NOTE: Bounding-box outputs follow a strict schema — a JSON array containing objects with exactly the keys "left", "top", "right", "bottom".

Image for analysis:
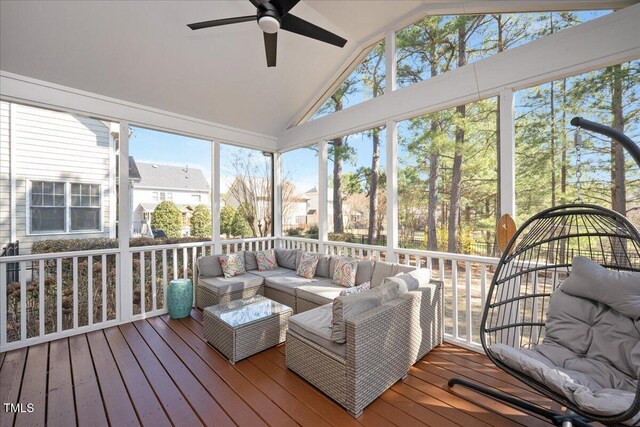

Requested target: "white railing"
[
  {"left": 0, "top": 237, "right": 276, "bottom": 351},
  {"left": 0, "top": 248, "right": 121, "bottom": 352},
  {"left": 0, "top": 235, "right": 494, "bottom": 352}
]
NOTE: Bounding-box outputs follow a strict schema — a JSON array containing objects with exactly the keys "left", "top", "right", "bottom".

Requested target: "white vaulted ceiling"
[{"left": 0, "top": 1, "right": 635, "bottom": 139}]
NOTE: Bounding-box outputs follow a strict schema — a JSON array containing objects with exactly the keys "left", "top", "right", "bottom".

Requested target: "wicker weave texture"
[
  {"left": 415, "top": 280, "right": 444, "bottom": 361},
  {"left": 264, "top": 287, "right": 298, "bottom": 313},
  {"left": 204, "top": 305, "right": 291, "bottom": 363},
  {"left": 296, "top": 298, "right": 321, "bottom": 313},
  {"left": 286, "top": 331, "right": 347, "bottom": 406},
  {"left": 195, "top": 282, "right": 264, "bottom": 309}
]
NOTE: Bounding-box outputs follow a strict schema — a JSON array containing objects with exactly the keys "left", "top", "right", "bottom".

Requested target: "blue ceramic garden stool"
[{"left": 167, "top": 278, "right": 193, "bottom": 319}]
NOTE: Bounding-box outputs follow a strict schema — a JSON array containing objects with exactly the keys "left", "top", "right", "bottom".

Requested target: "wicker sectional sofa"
[{"left": 195, "top": 248, "right": 444, "bottom": 416}]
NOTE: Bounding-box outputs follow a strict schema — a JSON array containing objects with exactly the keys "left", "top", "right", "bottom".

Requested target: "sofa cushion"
[
  {"left": 296, "top": 280, "right": 345, "bottom": 306},
  {"left": 375, "top": 281, "right": 402, "bottom": 302},
  {"left": 249, "top": 267, "right": 292, "bottom": 278},
  {"left": 219, "top": 252, "right": 246, "bottom": 278},
  {"left": 384, "top": 268, "right": 431, "bottom": 293},
  {"left": 264, "top": 271, "right": 312, "bottom": 296},
  {"left": 315, "top": 254, "right": 333, "bottom": 278},
  {"left": 197, "top": 255, "right": 223, "bottom": 278},
  {"left": 275, "top": 248, "right": 300, "bottom": 270},
  {"left": 356, "top": 260, "right": 375, "bottom": 285},
  {"left": 371, "top": 261, "right": 417, "bottom": 287},
  {"left": 340, "top": 281, "right": 371, "bottom": 296},
  {"left": 244, "top": 251, "right": 258, "bottom": 271},
  {"left": 297, "top": 252, "right": 320, "bottom": 279},
  {"left": 329, "top": 256, "right": 353, "bottom": 279},
  {"left": 332, "top": 258, "right": 358, "bottom": 287},
  {"left": 256, "top": 249, "right": 278, "bottom": 271},
  {"left": 288, "top": 304, "right": 345, "bottom": 357},
  {"left": 331, "top": 290, "right": 384, "bottom": 343},
  {"left": 562, "top": 256, "right": 640, "bottom": 319},
  {"left": 198, "top": 272, "right": 263, "bottom": 295}
]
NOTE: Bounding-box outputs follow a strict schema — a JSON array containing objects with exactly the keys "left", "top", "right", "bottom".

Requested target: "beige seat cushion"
[
  {"left": 288, "top": 304, "right": 345, "bottom": 357},
  {"left": 249, "top": 267, "right": 293, "bottom": 278},
  {"left": 371, "top": 261, "right": 417, "bottom": 287},
  {"left": 296, "top": 280, "right": 345, "bottom": 306},
  {"left": 264, "top": 271, "right": 313, "bottom": 295},
  {"left": 198, "top": 272, "right": 263, "bottom": 295}
]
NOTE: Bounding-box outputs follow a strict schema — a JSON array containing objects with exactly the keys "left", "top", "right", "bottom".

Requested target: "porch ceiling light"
[{"left": 258, "top": 16, "right": 280, "bottom": 34}]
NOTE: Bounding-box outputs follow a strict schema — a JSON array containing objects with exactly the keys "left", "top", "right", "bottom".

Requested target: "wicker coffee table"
[{"left": 203, "top": 295, "right": 292, "bottom": 364}]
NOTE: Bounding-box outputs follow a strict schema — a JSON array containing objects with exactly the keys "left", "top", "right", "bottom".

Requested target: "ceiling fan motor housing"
[{"left": 257, "top": 3, "right": 281, "bottom": 33}]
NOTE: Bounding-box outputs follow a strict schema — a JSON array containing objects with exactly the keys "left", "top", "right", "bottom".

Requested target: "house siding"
[
  {"left": 0, "top": 102, "right": 11, "bottom": 249},
  {"left": 1, "top": 102, "right": 114, "bottom": 253}
]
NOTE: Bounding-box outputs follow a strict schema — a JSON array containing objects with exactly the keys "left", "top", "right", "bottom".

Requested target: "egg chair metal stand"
[{"left": 448, "top": 118, "right": 640, "bottom": 426}]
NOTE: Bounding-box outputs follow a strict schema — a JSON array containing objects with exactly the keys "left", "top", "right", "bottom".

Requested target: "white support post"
[
  {"left": 318, "top": 141, "right": 328, "bottom": 254},
  {"left": 385, "top": 30, "right": 397, "bottom": 92},
  {"left": 499, "top": 88, "right": 516, "bottom": 217},
  {"left": 118, "top": 122, "right": 132, "bottom": 322},
  {"left": 212, "top": 141, "right": 221, "bottom": 253},
  {"left": 273, "top": 151, "right": 282, "bottom": 240},
  {"left": 386, "top": 120, "right": 398, "bottom": 261},
  {"left": 9, "top": 103, "right": 17, "bottom": 242}
]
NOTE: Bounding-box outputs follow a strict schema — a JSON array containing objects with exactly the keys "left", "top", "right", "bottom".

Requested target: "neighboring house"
[
  {"left": 224, "top": 177, "right": 310, "bottom": 230},
  {"left": 0, "top": 102, "right": 118, "bottom": 253},
  {"left": 131, "top": 162, "right": 210, "bottom": 236},
  {"left": 305, "top": 186, "right": 365, "bottom": 232}
]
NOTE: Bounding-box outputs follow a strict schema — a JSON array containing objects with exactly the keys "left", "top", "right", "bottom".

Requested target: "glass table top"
[{"left": 204, "top": 295, "right": 292, "bottom": 328}]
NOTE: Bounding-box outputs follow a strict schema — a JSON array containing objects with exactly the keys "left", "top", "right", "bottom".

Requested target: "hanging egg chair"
[{"left": 449, "top": 118, "right": 640, "bottom": 427}]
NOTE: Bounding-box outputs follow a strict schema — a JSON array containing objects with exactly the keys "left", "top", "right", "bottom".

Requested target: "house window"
[
  {"left": 166, "top": 192, "right": 173, "bottom": 201},
  {"left": 30, "top": 181, "right": 102, "bottom": 233},
  {"left": 192, "top": 194, "right": 201, "bottom": 203},
  {"left": 159, "top": 192, "right": 172, "bottom": 201},
  {"left": 30, "top": 181, "right": 65, "bottom": 232},
  {"left": 70, "top": 184, "right": 101, "bottom": 231},
  {"left": 152, "top": 192, "right": 159, "bottom": 201}
]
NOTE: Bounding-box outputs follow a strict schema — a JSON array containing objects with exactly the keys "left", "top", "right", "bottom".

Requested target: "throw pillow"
[
  {"left": 218, "top": 253, "right": 246, "bottom": 278},
  {"left": 332, "top": 258, "right": 358, "bottom": 287},
  {"left": 339, "top": 281, "right": 371, "bottom": 296},
  {"left": 296, "top": 252, "right": 319, "bottom": 279},
  {"left": 255, "top": 249, "right": 278, "bottom": 271}
]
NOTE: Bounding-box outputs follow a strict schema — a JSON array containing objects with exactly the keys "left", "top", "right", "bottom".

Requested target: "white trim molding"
[{"left": 0, "top": 71, "right": 278, "bottom": 152}]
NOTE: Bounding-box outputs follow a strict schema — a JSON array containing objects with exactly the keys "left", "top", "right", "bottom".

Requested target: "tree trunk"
[
  {"left": 447, "top": 22, "right": 467, "bottom": 253},
  {"left": 427, "top": 150, "right": 439, "bottom": 251},
  {"left": 611, "top": 64, "right": 626, "bottom": 216},
  {"left": 550, "top": 80, "right": 557, "bottom": 207},
  {"left": 368, "top": 128, "right": 380, "bottom": 244},
  {"left": 332, "top": 137, "right": 344, "bottom": 233}
]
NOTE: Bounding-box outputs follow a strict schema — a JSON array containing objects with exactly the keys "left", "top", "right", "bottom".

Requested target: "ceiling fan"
[{"left": 187, "top": 0, "right": 347, "bottom": 67}]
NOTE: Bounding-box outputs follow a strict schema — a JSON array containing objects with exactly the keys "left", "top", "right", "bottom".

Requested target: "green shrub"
[
  {"left": 190, "top": 204, "right": 212, "bottom": 237},
  {"left": 328, "top": 232, "right": 354, "bottom": 242},
  {"left": 151, "top": 201, "right": 182, "bottom": 238},
  {"left": 286, "top": 226, "right": 303, "bottom": 236}
]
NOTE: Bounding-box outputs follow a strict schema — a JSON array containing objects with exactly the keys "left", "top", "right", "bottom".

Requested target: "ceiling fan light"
[{"left": 258, "top": 16, "right": 280, "bottom": 34}]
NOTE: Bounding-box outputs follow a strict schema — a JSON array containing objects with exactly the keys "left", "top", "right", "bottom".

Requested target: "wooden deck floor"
[{"left": 0, "top": 310, "right": 558, "bottom": 427}]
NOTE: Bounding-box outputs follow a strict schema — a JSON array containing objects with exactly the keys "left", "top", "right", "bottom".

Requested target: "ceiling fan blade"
[
  {"left": 187, "top": 15, "right": 256, "bottom": 30},
  {"left": 248, "top": 0, "right": 265, "bottom": 8},
  {"left": 281, "top": 14, "right": 347, "bottom": 48},
  {"left": 264, "top": 32, "right": 277, "bottom": 67},
  {"left": 270, "top": 0, "right": 300, "bottom": 15}
]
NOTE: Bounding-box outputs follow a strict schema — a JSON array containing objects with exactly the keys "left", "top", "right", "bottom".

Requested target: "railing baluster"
[
  {"left": 0, "top": 263, "right": 6, "bottom": 347},
  {"left": 465, "top": 261, "right": 472, "bottom": 343},
  {"left": 182, "top": 248, "right": 188, "bottom": 279},
  {"left": 162, "top": 249, "right": 168, "bottom": 309},
  {"left": 88, "top": 256, "right": 93, "bottom": 326},
  {"left": 151, "top": 251, "right": 157, "bottom": 312},
  {"left": 20, "top": 261, "right": 26, "bottom": 341},
  {"left": 39, "top": 259, "right": 45, "bottom": 336},
  {"left": 102, "top": 255, "right": 107, "bottom": 323},
  {"left": 115, "top": 253, "right": 120, "bottom": 321},
  {"left": 480, "top": 263, "right": 487, "bottom": 308},
  {"left": 140, "top": 252, "right": 145, "bottom": 315},
  {"left": 73, "top": 257, "right": 78, "bottom": 330},
  {"left": 172, "top": 248, "right": 178, "bottom": 280},
  {"left": 57, "top": 259, "right": 62, "bottom": 332},
  {"left": 439, "top": 258, "right": 445, "bottom": 282},
  {"left": 452, "top": 260, "right": 458, "bottom": 340}
]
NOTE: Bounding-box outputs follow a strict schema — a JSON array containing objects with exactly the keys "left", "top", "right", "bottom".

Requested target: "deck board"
[{"left": 0, "top": 311, "right": 554, "bottom": 427}]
